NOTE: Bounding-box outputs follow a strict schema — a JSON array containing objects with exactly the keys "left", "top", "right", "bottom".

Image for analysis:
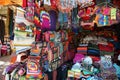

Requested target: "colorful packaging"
[
  {"left": 111, "top": 8, "right": 117, "bottom": 20},
  {"left": 103, "top": 7, "right": 110, "bottom": 15},
  {"left": 68, "top": 70, "right": 75, "bottom": 78}
]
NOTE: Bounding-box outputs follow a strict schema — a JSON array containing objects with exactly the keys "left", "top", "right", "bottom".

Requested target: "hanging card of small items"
[{"left": 111, "top": 8, "right": 117, "bottom": 20}]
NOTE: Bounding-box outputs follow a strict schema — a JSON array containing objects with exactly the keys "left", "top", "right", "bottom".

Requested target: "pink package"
[{"left": 103, "top": 7, "right": 110, "bottom": 15}]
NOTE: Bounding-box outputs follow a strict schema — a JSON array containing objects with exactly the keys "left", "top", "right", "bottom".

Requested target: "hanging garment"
[
  {"left": 44, "top": 0, "right": 51, "bottom": 6},
  {"left": 58, "top": 12, "right": 68, "bottom": 26},
  {"left": 78, "top": 0, "right": 95, "bottom": 8},
  {"left": 44, "top": 31, "right": 50, "bottom": 42},
  {"left": 25, "top": 7, "right": 34, "bottom": 22},
  {"left": 35, "top": 0, "right": 43, "bottom": 7},
  {"left": 72, "top": 7, "right": 78, "bottom": 24},
  {"left": 96, "top": 7, "right": 101, "bottom": 14},
  {"left": 40, "top": 11, "right": 51, "bottom": 30},
  {"left": 49, "top": 10, "right": 57, "bottom": 31},
  {"left": 78, "top": 9, "right": 84, "bottom": 18},
  {"left": 62, "top": 30, "right": 68, "bottom": 41},
  {"left": 54, "top": 32, "right": 61, "bottom": 42},
  {"left": 34, "top": 12, "right": 41, "bottom": 27},
  {"left": 86, "top": 7, "right": 93, "bottom": 15},
  {"left": 35, "top": 29, "right": 42, "bottom": 41},
  {"left": 44, "top": 0, "right": 51, "bottom": 11},
  {"left": 25, "top": 0, "right": 34, "bottom": 22},
  {"left": 50, "top": 0, "right": 57, "bottom": 10},
  {"left": 111, "top": 8, "right": 117, "bottom": 20},
  {"left": 57, "top": 0, "right": 76, "bottom": 13},
  {"left": 49, "top": 31, "right": 55, "bottom": 41}
]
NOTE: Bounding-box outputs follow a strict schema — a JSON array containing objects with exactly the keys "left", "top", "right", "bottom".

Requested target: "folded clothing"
[
  {"left": 100, "top": 51, "right": 114, "bottom": 56},
  {"left": 73, "top": 54, "right": 85, "bottom": 63},
  {"left": 100, "top": 66, "right": 117, "bottom": 80},
  {"left": 77, "top": 46, "right": 88, "bottom": 53},
  {"left": 87, "top": 49, "right": 100, "bottom": 57},
  {"left": 89, "top": 56, "right": 100, "bottom": 62},
  {"left": 77, "top": 52, "right": 87, "bottom": 54},
  {"left": 98, "top": 44, "right": 114, "bottom": 52},
  {"left": 79, "top": 44, "right": 88, "bottom": 47},
  {"left": 88, "top": 43, "right": 99, "bottom": 50}
]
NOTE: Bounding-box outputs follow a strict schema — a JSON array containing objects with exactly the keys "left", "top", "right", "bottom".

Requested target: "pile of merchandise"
[
  {"left": 2, "top": 30, "right": 77, "bottom": 80},
  {"left": 67, "top": 30, "right": 120, "bottom": 80}
]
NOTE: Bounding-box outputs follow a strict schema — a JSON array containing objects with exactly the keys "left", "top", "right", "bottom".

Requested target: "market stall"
[{"left": 0, "top": 0, "right": 120, "bottom": 80}]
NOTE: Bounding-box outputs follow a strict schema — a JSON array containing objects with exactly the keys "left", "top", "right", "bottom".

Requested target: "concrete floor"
[
  {"left": 0, "top": 55, "right": 11, "bottom": 80},
  {"left": 0, "top": 46, "right": 30, "bottom": 80}
]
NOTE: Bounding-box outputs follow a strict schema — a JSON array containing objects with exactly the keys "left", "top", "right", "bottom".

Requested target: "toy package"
[{"left": 26, "top": 56, "right": 44, "bottom": 79}]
